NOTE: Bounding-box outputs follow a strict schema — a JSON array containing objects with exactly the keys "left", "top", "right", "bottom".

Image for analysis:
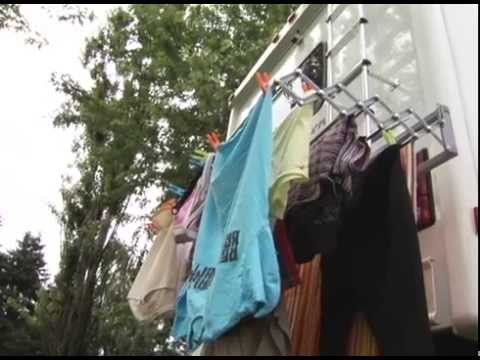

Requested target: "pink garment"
[
  {"left": 173, "top": 153, "right": 215, "bottom": 244},
  {"left": 185, "top": 153, "right": 215, "bottom": 240},
  {"left": 173, "top": 190, "right": 198, "bottom": 243}
]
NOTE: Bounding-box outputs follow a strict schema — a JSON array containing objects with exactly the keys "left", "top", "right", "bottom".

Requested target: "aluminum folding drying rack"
[
  {"left": 270, "top": 3, "right": 457, "bottom": 174},
  {"left": 270, "top": 64, "right": 458, "bottom": 174}
]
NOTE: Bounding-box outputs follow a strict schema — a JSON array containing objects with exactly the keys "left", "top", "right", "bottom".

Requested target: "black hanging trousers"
[{"left": 320, "top": 145, "right": 434, "bottom": 355}]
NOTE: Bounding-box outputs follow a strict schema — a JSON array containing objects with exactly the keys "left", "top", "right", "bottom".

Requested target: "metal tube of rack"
[{"left": 358, "top": 4, "right": 371, "bottom": 139}]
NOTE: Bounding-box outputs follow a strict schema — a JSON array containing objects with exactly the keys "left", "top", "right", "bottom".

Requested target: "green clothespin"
[
  {"left": 193, "top": 149, "right": 209, "bottom": 159},
  {"left": 383, "top": 129, "right": 397, "bottom": 145}
]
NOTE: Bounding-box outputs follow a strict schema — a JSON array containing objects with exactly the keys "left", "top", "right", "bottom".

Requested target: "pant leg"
[{"left": 362, "top": 150, "right": 434, "bottom": 355}]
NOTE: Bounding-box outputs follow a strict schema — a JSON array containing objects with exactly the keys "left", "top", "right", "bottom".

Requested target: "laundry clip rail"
[{"left": 268, "top": 68, "right": 458, "bottom": 174}]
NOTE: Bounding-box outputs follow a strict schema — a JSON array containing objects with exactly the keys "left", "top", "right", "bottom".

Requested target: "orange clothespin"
[
  {"left": 147, "top": 198, "right": 177, "bottom": 234},
  {"left": 146, "top": 222, "right": 158, "bottom": 234},
  {"left": 302, "top": 80, "right": 315, "bottom": 92},
  {"left": 159, "top": 198, "right": 177, "bottom": 211},
  {"left": 256, "top": 71, "right": 272, "bottom": 93},
  {"left": 207, "top": 131, "right": 221, "bottom": 151}
]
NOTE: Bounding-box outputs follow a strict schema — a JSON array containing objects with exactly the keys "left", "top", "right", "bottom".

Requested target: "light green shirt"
[{"left": 271, "top": 103, "right": 313, "bottom": 219}]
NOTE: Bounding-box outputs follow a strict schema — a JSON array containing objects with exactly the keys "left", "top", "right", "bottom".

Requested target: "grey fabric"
[{"left": 201, "top": 300, "right": 291, "bottom": 356}]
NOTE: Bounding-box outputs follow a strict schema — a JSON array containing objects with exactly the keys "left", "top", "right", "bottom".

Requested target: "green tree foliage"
[
  {"left": 39, "top": 4, "right": 297, "bottom": 355},
  {"left": 86, "top": 238, "right": 170, "bottom": 355},
  {"left": 0, "top": 4, "right": 94, "bottom": 48},
  {"left": 43, "top": 4, "right": 95, "bottom": 26},
  {"left": 0, "top": 5, "right": 30, "bottom": 32},
  {"left": 31, "top": 237, "right": 169, "bottom": 355},
  {"left": 0, "top": 233, "right": 48, "bottom": 355},
  {"left": 0, "top": 4, "right": 45, "bottom": 47}
]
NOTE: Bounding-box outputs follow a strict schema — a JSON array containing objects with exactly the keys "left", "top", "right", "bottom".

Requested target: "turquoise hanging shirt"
[{"left": 172, "top": 90, "right": 281, "bottom": 351}]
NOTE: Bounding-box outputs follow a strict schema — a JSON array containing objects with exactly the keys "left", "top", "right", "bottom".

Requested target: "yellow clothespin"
[{"left": 383, "top": 129, "right": 397, "bottom": 145}]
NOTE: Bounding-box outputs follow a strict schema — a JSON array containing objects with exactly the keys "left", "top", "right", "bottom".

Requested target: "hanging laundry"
[
  {"left": 128, "top": 205, "right": 184, "bottom": 322},
  {"left": 184, "top": 153, "right": 216, "bottom": 244},
  {"left": 284, "top": 114, "right": 370, "bottom": 263},
  {"left": 172, "top": 157, "right": 212, "bottom": 245},
  {"left": 274, "top": 219, "right": 300, "bottom": 289},
  {"left": 287, "top": 113, "right": 370, "bottom": 210},
  {"left": 148, "top": 198, "right": 176, "bottom": 233},
  {"left": 283, "top": 256, "right": 382, "bottom": 356},
  {"left": 270, "top": 102, "right": 313, "bottom": 289},
  {"left": 345, "top": 312, "right": 380, "bottom": 355},
  {"left": 400, "top": 143, "right": 414, "bottom": 196},
  {"left": 176, "top": 241, "right": 194, "bottom": 291},
  {"left": 172, "top": 89, "right": 281, "bottom": 351},
  {"left": 283, "top": 255, "right": 323, "bottom": 355},
  {"left": 285, "top": 183, "right": 345, "bottom": 264},
  {"left": 283, "top": 146, "right": 423, "bottom": 356},
  {"left": 271, "top": 102, "right": 314, "bottom": 219},
  {"left": 201, "top": 299, "right": 292, "bottom": 356},
  {"left": 183, "top": 153, "right": 216, "bottom": 283},
  {"left": 173, "top": 191, "right": 197, "bottom": 243},
  {"left": 320, "top": 145, "right": 434, "bottom": 355},
  {"left": 400, "top": 143, "right": 418, "bottom": 220}
]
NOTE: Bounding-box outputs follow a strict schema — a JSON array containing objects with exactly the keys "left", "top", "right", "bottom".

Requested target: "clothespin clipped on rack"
[
  {"left": 166, "top": 183, "right": 186, "bottom": 197},
  {"left": 382, "top": 129, "right": 397, "bottom": 145},
  {"left": 159, "top": 198, "right": 177, "bottom": 211},
  {"left": 302, "top": 79, "right": 315, "bottom": 92},
  {"left": 189, "top": 157, "right": 205, "bottom": 169},
  {"left": 193, "top": 149, "right": 209, "bottom": 160},
  {"left": 189, "top": 148, "right": 207, "bottom": 168},
  {"left": 147, "top": 198, "right": 177, "bottom": 233},
  {"left": 207, "top": 131, "right": 221, "bottom": 151},
  {"left": 255, "top": 71, "right": 272, "bottom": 93}
]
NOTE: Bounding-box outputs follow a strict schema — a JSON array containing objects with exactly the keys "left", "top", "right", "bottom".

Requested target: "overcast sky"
[{"left": 0, "top": 4, "right": 159, "bottom": 278}]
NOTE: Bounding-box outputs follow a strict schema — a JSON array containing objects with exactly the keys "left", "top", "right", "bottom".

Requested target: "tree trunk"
[
  {"left": 59, "top": 205, "right": 101, "bottom": 354},
  {"left": 67, "top": 261, "right": 98, "bottom": 355},
  {"left": 61, "top": 211, "right": 114, "bottom": 355}
]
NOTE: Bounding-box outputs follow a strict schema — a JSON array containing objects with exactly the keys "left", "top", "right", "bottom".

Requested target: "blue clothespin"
[
  {"left": 166, "top": 183, "right": 186, "bottom": 197},
  {"left": 191, "top": 154, "right": 206, "bottom": 162},
  {"left": 189, "top": 157, "right": 205, "bottom": 169}
]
